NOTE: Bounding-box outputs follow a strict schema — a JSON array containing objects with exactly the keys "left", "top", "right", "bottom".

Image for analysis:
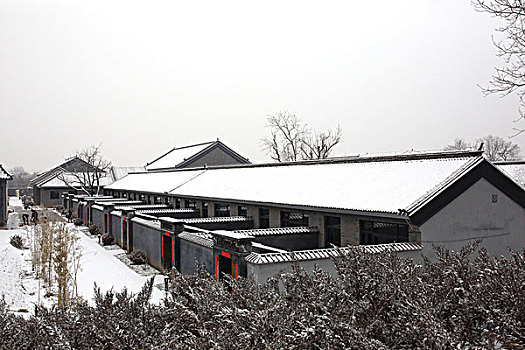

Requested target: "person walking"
[
  {"left": 31, "top": 208, "right": 39, "bottom": 224},
  {"left": 22, "top": 213, "right": 29, "bottom": 225}
]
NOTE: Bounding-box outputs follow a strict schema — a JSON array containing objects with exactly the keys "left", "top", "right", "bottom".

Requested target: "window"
[
  {"left": 324, "top": 216, "right": 341, "bottom": 247},
  {"left": 259, "top": 208, "right": 270, "bottom": 229},
  {"left": 359, "top": 220, "right": 409, "bottom": 245},
  {"left": 185, "top": 199, "right": 196, "bottom": 209},
  {"left": 175, "top": 198, "right": 181, "bottom": 209},
  {"left": 238, "top": 206, "right": 247, "bottom": 217},
  {"left": 214, "top": 203, "right": 230, "bottom": 217},
  {"left": 165, "top": 197, "right": 170, "bottom": 205},
  {"left": 50, "top": 191, "right": 59, "bottom": 199},
  {"left": 140, "top": 194, "right": 146, "bottom": 202},
  {"left": 280, "top": 211, "right": 309, "bottom": 227},
  {"left": 202, "top": 202, "right": 209, "bottom": 218},
  {"left": 154, "top": 196, "right": 162, "bottom": 204}
]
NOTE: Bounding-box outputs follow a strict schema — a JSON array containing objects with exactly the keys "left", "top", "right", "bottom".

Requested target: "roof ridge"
[
  {"left": 144, "top": 150, "right": 483, "bottom": 174},
  {"left": 145, "top": 141, "right": 216, "bottom": 167}
]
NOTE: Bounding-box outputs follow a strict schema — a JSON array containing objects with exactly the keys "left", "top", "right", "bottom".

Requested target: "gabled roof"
[
  {"left": 107, "top": 150, "right": 513, "bottom": 219},
  {"left": 36, "top": 172, "right": 114, "bottom": 189},
  {"left": 494, "top": 161, "right": 525, "bottom": 188},
  {"left": 30, "top": 157, "right": 97, "bottom": 186},
  {"left": 0, "top": 164, "right": 12, "bottom": 180},
  {"left": 145, "top": 140, "right": 250, "bottom": 171}
]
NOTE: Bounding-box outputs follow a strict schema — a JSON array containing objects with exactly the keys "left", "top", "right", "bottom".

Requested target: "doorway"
[{"left": 162, "top": 235, "right": 173, "bottom": 271}]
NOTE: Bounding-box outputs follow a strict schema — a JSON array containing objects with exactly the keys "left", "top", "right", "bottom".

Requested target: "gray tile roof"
[
  {"left": 137, "top": 208, "right": 199, "bottom": 214},
  {"left": 183, "top": 216, "right": 252, "bottom": 224},
  {"left": 178, "top": 231, "right": 214, "bottom": 248},
  {"left": 245, "top": 242, "right": 422, "bottom": 265},
  {"left": 233, "top": 226, "right": 319, "bottom": 237},
  {"left": 114, "top": 204, "right": 169, "bottom": 210},
  {"left": 131, "top": 216, "right": 161, "bottom": 229}
]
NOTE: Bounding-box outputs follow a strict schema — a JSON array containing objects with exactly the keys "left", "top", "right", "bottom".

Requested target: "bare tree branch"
[
  {"left": 260, "top": 111, "right": 342, "bottom": 162},
  {"left": 57, "top": 145, "right": 112, "bottom": 196},
  {"left": 473, "top": 0, "right": 525, "bottom": 133},
  {"left": 445, "top": 135, "right": 521, "bottom": 160}
]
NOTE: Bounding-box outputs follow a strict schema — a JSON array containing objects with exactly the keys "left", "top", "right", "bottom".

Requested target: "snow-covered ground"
[
  {"left": 74, "top": 224, "right": 165, "bottom": 304},
  {"left": 0, "top": 197, "right": 165, "bottom": 315}
]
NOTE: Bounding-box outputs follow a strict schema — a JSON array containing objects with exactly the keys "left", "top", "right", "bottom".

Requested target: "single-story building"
[{"left": 104, "top": 150, "right": 525, "bottom": 262}]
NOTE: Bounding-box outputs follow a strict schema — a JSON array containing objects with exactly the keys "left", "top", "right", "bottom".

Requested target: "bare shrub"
[
  {"left": 128, "top": 250, "right": 147, "bottom": 265},
  {"left": 101, "top": 233, "right": 114, "bottom": 246},
  {"left": 9, "top": 234, "right": 24, "bottom": 249}
]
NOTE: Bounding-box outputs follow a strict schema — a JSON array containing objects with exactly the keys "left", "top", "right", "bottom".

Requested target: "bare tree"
[
  {"left": 261, "top": 111, "right": 342, "bottom": 162},
  {"left": 445, "top": 135, "right": 521, "bottom": 160},
  {"left": 476, "top": 134, "right": 521, "bottom": 161},
  {"left": 473, "top": 0, "right": 525, "bottom": 134},
  {"left": 444, "top": 138, "right": 473, "bottom": 151},
  {"left": 8, "top": 166, "right": 37, "bottom": 189},
  {"left": 58, "top": 145, "right": 112, "bottom": 196}
]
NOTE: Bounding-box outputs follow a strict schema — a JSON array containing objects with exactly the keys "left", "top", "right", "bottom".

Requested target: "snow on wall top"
[
  {"left": 496, "top": 162, "right": 525, "bottom": 188},
  {"left": 108, "top": 153, "right": 483, "bottom": 214},
  {"left": 145, "top": 142, "right": 214, "bottom": 171}
]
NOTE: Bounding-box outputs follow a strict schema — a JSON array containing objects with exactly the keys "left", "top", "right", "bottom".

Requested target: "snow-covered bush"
[
  {"left": 101, "top": 233, "right": 114, "bottom": 246},
  {"left": 0, "top": 244, "right": 524, "bottom": 348},
  {"left": 128, "top": 250, "right": 147, "bottom": 265},
  {"left": 9, "top": 234, "right": 23, "bottom": 249}
]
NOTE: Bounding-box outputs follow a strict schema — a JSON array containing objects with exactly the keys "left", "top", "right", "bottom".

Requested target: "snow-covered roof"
[
  {"left": 110, "top": 166, "right": 145, "bottom": 181},
  {"left": 213, "top": 230, "right": 254, "bottom": 240},
  {"left": 106, "top": 169, "right": 207, "bottom": 193},
  {"left": 145, "top": 140, "right": 250, "bottom": 171},
  {"left": 183, "top": 216, "right": 252, "bottom": 224},
  {"left": 145, "top": 142, "right": 215, "bottom": 171},
  {"left": 0, "top": 164, "right": 12, "bottom": 180},
  {"left": 137, "top": 208, "right": 199, "bottom": 215},
  {"left": 131, "top": 216, "right": 161, "bottom": 229},
  {"left": 245, "top": 242, "right": 423, "bottom": 264},
  {"left": 108, "top": 151, "right": 485, "bottom": 215},
  {"left": 178, "top": 231, "right": 214, "bottom": 248},
  {"left": 495, "top": 161, "right": 525, "bottom": 188},
  {"left": 37, "top": 172, "right": 114, "bottom": 188},
  {"left": 114, "top": 204, "right": 169, "bottom": 210},
  {"left": 31, "top": 157, "right": 96, "bottom": 185},
  {"left": 233, "top": 226, "right": 319, "bottom": 237}
]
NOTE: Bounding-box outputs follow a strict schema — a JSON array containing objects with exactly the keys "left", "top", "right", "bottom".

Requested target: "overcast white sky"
[{"left": 1, "top": 0, "right": 524, "bottom": 172}]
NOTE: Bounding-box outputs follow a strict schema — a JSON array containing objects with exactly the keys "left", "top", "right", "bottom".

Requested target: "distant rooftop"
[{"left": 495, "top": 160, "right": 525, "bottom": 188}]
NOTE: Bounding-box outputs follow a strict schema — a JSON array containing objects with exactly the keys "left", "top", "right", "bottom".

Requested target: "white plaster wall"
[{"left": 420, "top": 178, "right": 525, "bottom": 259}]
